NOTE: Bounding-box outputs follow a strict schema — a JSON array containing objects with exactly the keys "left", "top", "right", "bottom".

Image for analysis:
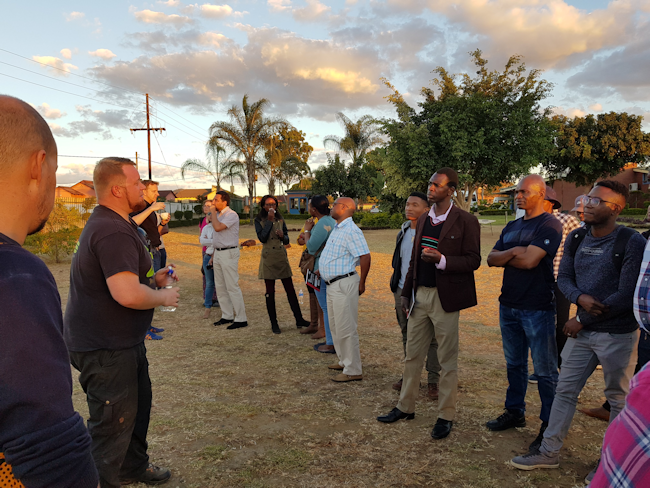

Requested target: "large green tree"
[
  {"left": 543, "top": 112, "right": 650, "bottom": 186},
  {"left": 379, "top": 50, "right": 555, "bottom": 211},
  {"left": 323, "top": 112, "right": 382, "bottom": 166},
  {"left": 261, "top": 126, "right": 313, "bottom": 195},
  {"left": 209, "top": 95, "right": 285, "bottom": 218},
  {"left": 311, "top": 154, "right": 379, "bottom": 200}
]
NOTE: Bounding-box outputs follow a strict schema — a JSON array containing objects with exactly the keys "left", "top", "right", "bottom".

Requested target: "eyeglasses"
[
  {"left": 264, "top": 203, "right": 277, "bottom": 207},
  {"left": 584, "top": 196, "right": 620, "bottom": 208}
]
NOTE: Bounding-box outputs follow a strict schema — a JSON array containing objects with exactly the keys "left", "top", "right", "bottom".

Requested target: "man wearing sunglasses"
[{"left": 510, "top": 180, "right": 645, "bottom": 484}]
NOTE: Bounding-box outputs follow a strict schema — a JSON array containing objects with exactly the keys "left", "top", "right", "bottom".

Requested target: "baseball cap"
[
  {"left": 544, "top": 186, "right": 561, "bottom": 210},
  {"left": 572, "top": 195, "right": 587, "bottom": 213}
]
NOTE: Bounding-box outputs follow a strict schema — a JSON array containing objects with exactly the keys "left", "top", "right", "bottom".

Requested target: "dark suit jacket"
[
  {"left": 390, "top": 220, "right": 412, "bottom": 293},
  {"left": 401, "top": 205, "right": 481, "bottom": 313}
]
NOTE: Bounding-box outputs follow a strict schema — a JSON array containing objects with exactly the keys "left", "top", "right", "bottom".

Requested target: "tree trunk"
[
  {"left": 268, "top": 178, "right": 276, "bottom": 197},
  {"left": 452, "top": 181, "right": 476, "bottom": 212},
  {"left": 247, "top": 157, "right": 255, "bottom": 220}
]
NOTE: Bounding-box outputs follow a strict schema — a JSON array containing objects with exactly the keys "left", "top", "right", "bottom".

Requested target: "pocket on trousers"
[{"left": 87, "top": 387, "right": 129, "bottom": 433}]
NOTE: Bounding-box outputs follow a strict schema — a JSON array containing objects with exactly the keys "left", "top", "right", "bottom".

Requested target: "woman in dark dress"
[{"left": 255, "top": 195, "right": 310, "bottom": 334}]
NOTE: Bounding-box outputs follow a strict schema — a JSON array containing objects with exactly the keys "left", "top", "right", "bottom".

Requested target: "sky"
[{"left": 2, "top": 0, "right": 650, "bottom": 195}]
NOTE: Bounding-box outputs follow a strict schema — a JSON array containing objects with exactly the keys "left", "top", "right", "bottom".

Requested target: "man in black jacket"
[
  {"left": 0, "top": 95, "right": 98, "bottom": 487},
  {"left": 389, "top": 192, "right": 440, "bottom": 398}
]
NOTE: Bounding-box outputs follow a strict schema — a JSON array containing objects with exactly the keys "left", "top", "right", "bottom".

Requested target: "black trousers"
[
  {"left": 70, "top": 342, "right": 151, "bottom": 488},
  {"left": 555, "top": 281, "right": 571, "bottom": 368}
]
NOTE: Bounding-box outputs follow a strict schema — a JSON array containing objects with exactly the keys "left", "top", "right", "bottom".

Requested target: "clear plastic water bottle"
[
  {"left": 160, "top": 266, "right": 176, "bottom": 312},
  {"left": 298, "top": 289, "right": 304, "bottom": 305}
]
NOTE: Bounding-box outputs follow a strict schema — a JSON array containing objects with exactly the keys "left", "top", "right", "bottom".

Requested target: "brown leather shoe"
[
  {"left": 331, "top": 373, "right": 362, "bottom": 382},
  {"left": 328, "top": 363, "right": 344, "bottom": 370},
  {"left": 311, "top": 329, "right": 325, "bottom": 339},
  {"left": 300, "top": 324, "right": 319, "bottom": 334},
  {"left": 392, "top": 378, "right": 403, "bottom": 391},
  {"left": 579, "top": 406, "right": 610, "bottom": 422},
  {"left": 428, "top": 383, "right": 439, "bottom": 400}
]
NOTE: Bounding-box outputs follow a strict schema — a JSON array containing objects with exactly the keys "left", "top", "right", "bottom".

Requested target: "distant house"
[
  {"left": 173, "top": 188, "right": 212, "bottom": 202},
  {"left": 205, "top": 186, "right": 244, "bottom": 214},
  {"left": 55, "top": 180, "right": 96, "bottom": 199},
  {"left": 493, "top": 163, "right": 650, "bottom": 211},
  {"left": 158, "top": 190, "right": 176, "bottom": 202}
]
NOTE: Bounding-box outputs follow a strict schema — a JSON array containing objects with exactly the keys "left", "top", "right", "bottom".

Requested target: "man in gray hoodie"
[{"left": 510, "top": 180, "right": 645, "bottom": 483}]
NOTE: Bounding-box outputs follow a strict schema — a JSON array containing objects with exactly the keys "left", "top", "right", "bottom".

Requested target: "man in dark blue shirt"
[
  {"left": 486, "top": 174, "right": 562, "bottom": 448},
  {"left": 0, "top": 95, "right": 98, "bottom": 487}
]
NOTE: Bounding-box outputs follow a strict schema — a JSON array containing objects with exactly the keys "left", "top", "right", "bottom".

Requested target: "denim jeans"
[
  {"left": 314, "top": 281, "right": 333, "bottom": 346},
  {"left": 159, "top": 248, "right": 167, "bottom": 269},
  {"left": 499, "top": 305, "right": 558, "bottom": 422},
  {"left": 70, "top": 343, "right": 151, "bottom": 488},
  {"left": 152, "top": 248, "right": 162, "bottom": 273},
  {"left": 203, "top": 253, "right": 215, "bottom": 309}
]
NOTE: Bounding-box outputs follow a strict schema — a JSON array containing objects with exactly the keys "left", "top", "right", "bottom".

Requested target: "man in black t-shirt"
[
  {"left": 0, "top": 95, "right": 98, "bottom": 487},
  {"left": 130, "top": 180, "right": 167, "bottom": 272},
  {"left": 486, "top": 174, "right": 562, "bottom": 449},
  {"left": 64, "top": 157, "right": 179, "bottom": 488}
]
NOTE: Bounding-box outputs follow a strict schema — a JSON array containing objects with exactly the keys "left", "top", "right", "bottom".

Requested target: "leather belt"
[
  {"left": 214, "top": 246, "right": 238, "bottom": 251},
  {"left": 325, "top": 271, "right": 356, "bottom": 286}
]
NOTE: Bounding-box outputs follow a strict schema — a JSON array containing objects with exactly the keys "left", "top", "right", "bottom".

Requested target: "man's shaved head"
[{"left": 0, "top": 95, "right": 56, "bottom": 172}]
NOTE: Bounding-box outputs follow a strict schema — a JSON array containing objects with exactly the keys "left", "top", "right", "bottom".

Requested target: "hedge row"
[
  {"left": 168, "top": 218, "right": 202, "bottom": 228},
  {"left": 478, "top": 209, "right": 514, "bottom": 216},
  {"left": 620, "top": 208, "right": 647, "bottom": 215}
]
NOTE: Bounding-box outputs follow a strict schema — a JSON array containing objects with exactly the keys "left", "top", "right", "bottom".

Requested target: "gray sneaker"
[
  {"left": 510, "top": 450, "right": 560, "bottom": 470},
  {"left": 584, "top": 459, "right": 600, "bottom": 485}
]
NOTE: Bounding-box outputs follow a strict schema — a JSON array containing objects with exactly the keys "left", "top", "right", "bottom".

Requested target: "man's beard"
[
  {"left": 28, "top": 192, "right": 54, "bottom": 235},
  {"left": 129, "top": 193, "right": 146, "bottom": 213}
]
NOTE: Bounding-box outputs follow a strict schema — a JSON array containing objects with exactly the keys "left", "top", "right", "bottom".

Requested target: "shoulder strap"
[
  {"left": 567, "top": 226, "right": 589, "bottom": 258},
  {"left": 612, "top": 226, "right": 637, "bottom": 272}
]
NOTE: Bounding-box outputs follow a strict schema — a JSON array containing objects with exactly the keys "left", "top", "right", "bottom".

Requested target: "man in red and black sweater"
[{"left": 377, "top": 168, "right": 481, "bottom": 440}]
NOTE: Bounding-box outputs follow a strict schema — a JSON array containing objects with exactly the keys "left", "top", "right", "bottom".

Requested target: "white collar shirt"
[{"left": 212, "top": 206, "right": 240, "bottom": 248}]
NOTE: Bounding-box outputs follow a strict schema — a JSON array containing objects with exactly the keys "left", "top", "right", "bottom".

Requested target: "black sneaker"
[
  {"left": 528, "top": 421, "right": 548, "bottom": 452},
  {"left": 214, "top": 318, "right": 234, "bottom": 326},
  {"left": 120, "top": 463, "right": 171, "bottom": 485},
  {"left": 486, "top": 410, "right": 526, "bottom": 431},
  {"left": 226, "top": 321, "right": 248, "bottom": 330}
]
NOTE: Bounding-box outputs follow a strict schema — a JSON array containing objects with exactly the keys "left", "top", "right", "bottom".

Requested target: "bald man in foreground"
[
  {"left": 318, "top": 197, "right": 371, "bottom": 382},
  {"left": 0, "top": 95, "right": 99, "bottom": 486},
  {"left": 486, "top": 175, "right": 563, "bottom": 448}
]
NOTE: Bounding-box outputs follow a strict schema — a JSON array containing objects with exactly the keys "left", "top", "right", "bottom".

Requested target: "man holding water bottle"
[{"left": 64, "top": 157, "right": 179, "bottom": 487}]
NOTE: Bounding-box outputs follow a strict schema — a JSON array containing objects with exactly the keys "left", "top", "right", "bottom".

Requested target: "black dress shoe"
[
  {"left": 431, "top": 418, "right": 453, "bottom": 439},
  {"left": 486, "top": 410, "right": 526, "bottom": 431},
  {"left": 271, "top": 323, "right": 281, "bottom": 334},
  {"left": 226, "top": 321, "right": 248, "bottom": 330},
  {"left": 120, "top": 463, "right": 171, "bottom": 485},
  {"left": 377, "top": 407, "right": 415, "bottom": 423},
  {"left": 214, "top": 318, "right": 234, "bottom": 326}
]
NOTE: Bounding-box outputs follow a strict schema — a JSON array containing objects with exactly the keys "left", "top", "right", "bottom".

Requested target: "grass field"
[{"left": 48, "top": 222, "right": 614, "bottom": 488}]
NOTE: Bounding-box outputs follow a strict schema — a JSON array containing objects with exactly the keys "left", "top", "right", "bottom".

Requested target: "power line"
[
  {"left": 149, "top": 96, "right": 207, "bottom": 133},
  {"left": 0, "top": 47, "right": 142, "bottom": 95},
  {"left": 0, "top": 72, "right": 144, "bottom": 112},
  {"left": 149, "top": 102, "right": 207, "bottom": 141}
]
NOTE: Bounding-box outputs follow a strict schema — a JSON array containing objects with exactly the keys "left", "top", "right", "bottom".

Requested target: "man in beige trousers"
[{"left": 377, "top": 168, "right": 481, "bottom": 440}]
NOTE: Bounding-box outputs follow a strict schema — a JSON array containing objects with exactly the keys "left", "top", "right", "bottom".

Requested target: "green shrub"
[
  {"left": 478, "top": 209, "right": 513, "bottom": 216},
  {"left": 389, "top": 214, "right": 405, "bottom": 229},
  {"left": 174, "top": 210, "right": 183, "bottom": 220},
  {"left": 183, "top": 210, "right": 194, "bottom": 220},
  {"left": 352, "top": 212, "right": 364, "bottom": 223},
  {"left": 24, "top": 227, "right": 82, "bottom": 263},
  {"left": 194, "top": 204, "right": 203, "bottom": 215},
  {"left": 360, "top": 213, "right": 390, "bottom": 228},
  {"left": 619, "top": 207, "right": 647, "bottom": 215}
]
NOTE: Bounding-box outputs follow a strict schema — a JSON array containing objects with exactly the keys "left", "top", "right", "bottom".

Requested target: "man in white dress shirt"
[{"left": 209, "top": 191, "right": 248, "bottom": 329}]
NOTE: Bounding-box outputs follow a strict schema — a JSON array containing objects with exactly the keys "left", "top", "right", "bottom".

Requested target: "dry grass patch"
[{"left": 43, "top": 224, "right": 608, "bottom": 487}]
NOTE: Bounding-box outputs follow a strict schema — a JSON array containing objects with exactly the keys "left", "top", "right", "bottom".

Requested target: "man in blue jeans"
[{"left": 486, "top": 174, "right": 562, "bottom": 448}]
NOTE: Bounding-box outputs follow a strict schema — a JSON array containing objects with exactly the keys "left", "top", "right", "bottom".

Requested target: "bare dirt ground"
[{"left": 49, "top": 223, "right": 611, "bottom": 488}]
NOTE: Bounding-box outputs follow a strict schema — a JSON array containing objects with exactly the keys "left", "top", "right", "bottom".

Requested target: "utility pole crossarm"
[{"left": 129, "top": 93, "right": 165, "bottom": 180}]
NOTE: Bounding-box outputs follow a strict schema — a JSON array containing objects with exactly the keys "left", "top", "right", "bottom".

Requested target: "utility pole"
[
  {"left": 135, "top": 151, "right": 138, "bottom": 171},
  {"left": 130, "top": 94, "right": 165, "bottom": 179}
]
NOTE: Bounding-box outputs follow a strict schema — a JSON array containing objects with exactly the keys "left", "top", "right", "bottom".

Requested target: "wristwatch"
[{"left": 304, "top": 230, "right": 310, "bottom": 234}]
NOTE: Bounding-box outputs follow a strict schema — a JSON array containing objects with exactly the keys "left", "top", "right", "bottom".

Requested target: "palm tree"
[
  {"left": 180, "top": 140, "right": 227, "bottom": 188},
  {"left": 222, "top": 158, "right": 247, "bottom": 192},
  {"left": 209, "top": 95, "right": 285, "bottom": 218},
  {"left": 323, "top": 112, "right": 383, "bottom": 166}
]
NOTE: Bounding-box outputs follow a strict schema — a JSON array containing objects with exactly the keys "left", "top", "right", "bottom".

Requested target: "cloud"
[
  {"left": 65, "top": 11, "right": 85, "bottom": 21},
  {"left": 52, "top": 105, "right": 142, "bottom": 139},
  {"left": 121, "top": 29, "right": 232, "bottom": 54},
  {"left": 55, "top": 162, "right": 97, "bottom": 185},
  {"left": 197, "top": 32, "right": 228, "bottom": 47},
  {"left": 293, "top": 0, "right": 331, "bottom": 22},
  {"left": 566, "top": 34, "right": 650, "bottom": 102},
  {"left": 34, "top": 102, "right": 66, "bottom": 120},
  {"left": 133, "top": 9, "right": 193, "bottom": 28},
  {"left": 589, "top": 103, "right": 603, "bottom": 112},
  {"left": 89, "top": 49, "right": 117, "bottom": 60},
  {"left": 268, "top": 0, "right": 291, "bottom": 12},
  {"left": 199, "top": 3, "right": 234, "bottom": 18},
  {"left": 396, "top": 0, "right": 643, "bottom": 70},
  {"left": 60, "top": 48, "right": 72, "bottom": 59},
  {"left": 551, "top": 106, "right": 587, "bottom": 118},
  {"left": 158, "top": 0, "right": 181, "bottom": 5},
  {"left": 92, "top": 26, "right": 386, "bottom": 117},
  {"left": 32, "top": 56, "right": 78, "bottom": 76}
]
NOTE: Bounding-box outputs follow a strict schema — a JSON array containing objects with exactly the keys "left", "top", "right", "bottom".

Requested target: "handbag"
[{"left": 298, "top": 240, "right": 327, "bottom": 276}]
